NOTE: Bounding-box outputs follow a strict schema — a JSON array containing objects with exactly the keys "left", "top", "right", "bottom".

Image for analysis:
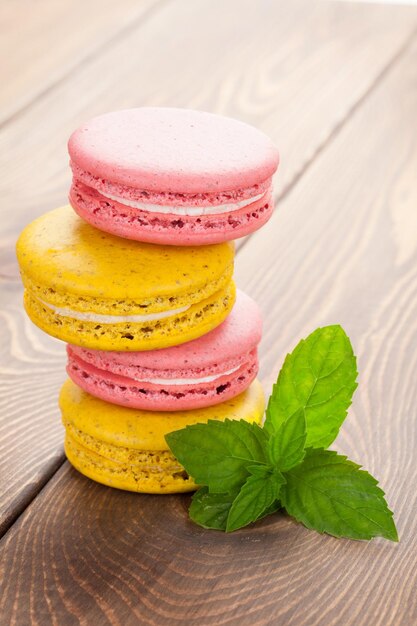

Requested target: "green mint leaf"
[
  {"left": 268, "top": 408, "right": 306, "bottom": 471},
  {"left": 226, "top": 470, "right": 285, "bottom": 532},
  {"left": 165, "top": 419, "right": 269, "bottom": 493},
  {"left": 247, "top": 464, "right": 273, "bottom": 478},
  {"left": 281, "top": 449, "right": 398, "bottom": 542},
  {"left": 254, "top": 500, "right": 281, "bottom": 522},
  {"left": 189, "top": 485, "right": 281, "bottom": 532},
  {"left": 189, "top": 487, "right": 235, "bottom": 530},
  {"left": 190, "top": 480, "right": 281, "bottom": 532},
  {"left": 265, "top": 325, "right": 358, "bottom": 448}
]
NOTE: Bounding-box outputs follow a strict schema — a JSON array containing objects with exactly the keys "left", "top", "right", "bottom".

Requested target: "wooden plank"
[
  {"left": 0, "top": 0, "right": 159, "bottom": 125},
  {"left": 1, "top": 25, "right": 416, "bottom": 626},
  {"left": 1, "top": 0, "right": 417, "bottom": 261},
  {"left": 0, "top": 283, "right": 67, "bottom": 536}
]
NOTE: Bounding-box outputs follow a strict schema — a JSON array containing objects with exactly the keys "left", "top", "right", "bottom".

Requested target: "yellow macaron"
[
  {"left": 16, "top": 206, "right": 235, "bottom": 350},
  {"left": 60, "top": 378, "right": 265, "bottom": 494}
]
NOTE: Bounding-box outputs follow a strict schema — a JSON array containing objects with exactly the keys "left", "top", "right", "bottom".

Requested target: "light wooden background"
[{"left": 1, "top": 1, "right": 416, "bottom": 624}]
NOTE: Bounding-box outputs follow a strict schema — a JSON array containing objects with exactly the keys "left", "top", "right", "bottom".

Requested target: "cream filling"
[
  {"left": 99, "top": 190, "right": 266, "bottom": 216},
  {"left": 137, "top": 365, "right": 241, "bottom": 386},
  {"left": 39, "top": 298, "right": 191, "bottom": 323}
]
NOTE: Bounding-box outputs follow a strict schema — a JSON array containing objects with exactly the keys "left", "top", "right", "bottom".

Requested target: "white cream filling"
[
  {"left": 137, "top": 365, "right": 241, "bottom": 386},
  {"left": 99, "top": 190, "right": 266, "bottom": 216},
  {"left": 39, "top": 299, "right": 190, "bottom": 323}
]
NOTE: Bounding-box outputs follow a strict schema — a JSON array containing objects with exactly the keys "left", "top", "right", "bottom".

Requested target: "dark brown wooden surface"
[{"left": 1, "top": 1, "right": 417, "bottom": 624}]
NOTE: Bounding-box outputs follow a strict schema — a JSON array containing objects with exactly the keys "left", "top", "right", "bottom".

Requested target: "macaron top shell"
[
  {"left": 70, "top": 290, "right": 262, "bottom": 372},
  {"left": 68, "top": 108, "right": 279, "bottom": 194},
  {"left": 60, "top": 378, "right": 265, "bottom": 451},
  {"left": 16, "top": 205, "right": 234, "bottom": 302}
]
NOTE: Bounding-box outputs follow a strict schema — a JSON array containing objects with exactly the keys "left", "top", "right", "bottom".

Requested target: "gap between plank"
[{"left": 0, "top": 453, "right": 66, "bottom": 538}]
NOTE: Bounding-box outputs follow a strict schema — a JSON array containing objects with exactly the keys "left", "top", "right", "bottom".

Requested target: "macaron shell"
[
  {"left": 24, "top": 281, "right": 235, "bottom": 351},
  {"left": 16, "top": 205, "right": 235, "bottom": 306},
  {"left": 64, "top": 433, "right": 195, "bottom": 494},
  {"left": 70, "top": 183, "right": 273, "bottom": 245},
  {"left": 68, "top": 108, "right": 279, "bottom": 194}
]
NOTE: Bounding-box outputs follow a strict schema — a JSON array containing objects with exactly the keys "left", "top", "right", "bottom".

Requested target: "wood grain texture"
[
  {"left": 0, "top": 283, "right": 67, "bottom": 535},
  {"left": 0, "top": 0, "right": 159, "bottom": 125},
  {"left": 1, "top": 15, "right": 417, "bottom": 626}
]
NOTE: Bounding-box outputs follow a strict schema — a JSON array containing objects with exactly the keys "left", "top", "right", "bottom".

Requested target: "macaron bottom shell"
[
  {"left": 65, "top": 433, "right": 195, "bottom": 494},
  {"left": 23, "top": 281, "right": 236, "bottom": 351},
  {"left": 70, "top": 184, "right": 273, "bottom": 245}
]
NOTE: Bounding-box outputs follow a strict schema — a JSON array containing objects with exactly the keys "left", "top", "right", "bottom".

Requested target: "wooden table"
[{"left": 1, "top": 1, "right": 416, "bottom": 624}]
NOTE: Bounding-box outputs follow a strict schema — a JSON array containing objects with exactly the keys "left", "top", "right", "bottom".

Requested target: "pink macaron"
[
  {"left": 66, "top": 290, "right": 262, "bottom": 411},
  {"left": 68, "top": 108, "right": 279, "bottom": 245}
]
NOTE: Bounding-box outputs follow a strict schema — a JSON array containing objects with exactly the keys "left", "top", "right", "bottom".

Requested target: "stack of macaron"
[{"left": 16, "top": 108, "right": 279, "bottom": 494}]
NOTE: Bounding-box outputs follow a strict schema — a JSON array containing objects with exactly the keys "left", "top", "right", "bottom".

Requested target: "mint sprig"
[{"left": 166, "top": 325, "right": 398, "bottom": 541}]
